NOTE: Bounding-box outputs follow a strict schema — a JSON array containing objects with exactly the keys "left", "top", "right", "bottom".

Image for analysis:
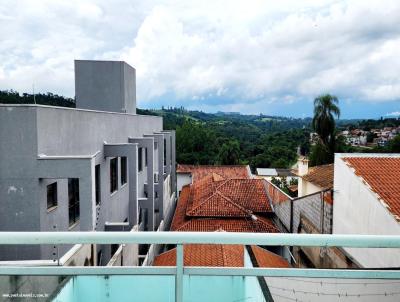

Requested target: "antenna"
[{"left": 32, "top": 83, "right": 36, "bottom": 104}]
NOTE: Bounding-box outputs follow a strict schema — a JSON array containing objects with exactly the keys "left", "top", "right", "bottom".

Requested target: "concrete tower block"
[{"left": 75, "top": 60, "right": 136, "bottom": 114}]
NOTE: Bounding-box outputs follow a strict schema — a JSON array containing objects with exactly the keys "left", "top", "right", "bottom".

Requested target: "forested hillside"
[
  {"left": 138, "top": 107, "right": 312, "bottom": 169},
  {"left": 0, "top": 90, "right": 75, "bottom": 107},
  {"left": 2, "top": 90, "right": 398, "bottom": 171}
]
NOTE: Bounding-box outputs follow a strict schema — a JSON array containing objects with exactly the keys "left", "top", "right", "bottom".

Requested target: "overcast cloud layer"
[{"left": 0, "top": 0, "right": 399, "bottom": 118}]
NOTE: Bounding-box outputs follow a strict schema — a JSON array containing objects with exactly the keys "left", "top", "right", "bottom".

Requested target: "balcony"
[{"left": 0, "top": 232, "right": 400, "bottom": 302}]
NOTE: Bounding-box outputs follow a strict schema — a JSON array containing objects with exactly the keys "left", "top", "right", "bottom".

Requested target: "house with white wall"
[
  {"left": 295, "top": 157, "right": 333, "bottom": 198},
  {"left": 333, "top": 153, "right": 400, "bottom": 268}
]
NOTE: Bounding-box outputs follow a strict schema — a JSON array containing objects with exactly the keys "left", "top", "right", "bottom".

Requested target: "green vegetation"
[
  {"left": 309, "top": 94, "right": 341, "bottom": 166},
  {"left": 139, "top": 107, "right": 312, "bottom": 170},
  {"left": 2, "top": 89, "right": 399, "bottom": 170},
  {"left": 0, "top": 90, "right": 75, "bottom": 107}
]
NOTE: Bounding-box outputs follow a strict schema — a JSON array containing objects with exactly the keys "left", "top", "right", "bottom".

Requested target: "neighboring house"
[
  {"left": 176, "top": 164, "right": 251, "bottom": 195},
  {"left": 256, "top": 168, "right": 297, "bottom": 182},
  {"left": 333, "top": 154, "right": 400, "bottom": 268},
  {"left": 171, "top": 173, "right": 278, "bottom": 234},
  {"left": 295, "top": 157, "right": 334, "bottom": 197},
  {"left": 0, "top": 60, "right": 176, "bottom": 266},
  {"left": 166, "top": 165, "right": 290, "bottom": 265}
]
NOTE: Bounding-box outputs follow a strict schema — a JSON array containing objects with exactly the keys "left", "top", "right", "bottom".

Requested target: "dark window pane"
[
  {"left": 138, "top": 148, "right": 143, "bottom": 172},
  {"left": 110, "top": 158, "right": 118, "bottom": 193},
  {"left": 95, "top": 164, "right": 101, "bottom": 205},
  {"left": 47, "top": 182, "right": 57, "bottom": 209},
  {"left": 145, "top": 148, "right": 148, "bottom": 167},
  {"left": 121, "top": 157, "right": 127, "bottom": 185},
  {"left": 68, "top": 178, "right": 80, "bottom": 226}
]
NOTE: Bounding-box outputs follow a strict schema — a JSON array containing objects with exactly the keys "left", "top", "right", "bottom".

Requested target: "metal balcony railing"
[{"left": 0, "top": 232, "right": 400, "bottom": 302}]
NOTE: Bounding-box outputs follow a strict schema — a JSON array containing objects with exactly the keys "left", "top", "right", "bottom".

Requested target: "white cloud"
[
  {"left": 386, "top": 111, "right": 400, "bottom": 117},
  {"left": 0, "top": 0, "right": 399, "bottom": 112}
]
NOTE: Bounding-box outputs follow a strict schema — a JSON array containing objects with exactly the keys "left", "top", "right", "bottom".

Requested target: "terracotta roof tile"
[
  {"left": 343, "top": 157, "right": 400, "bottom": 221},
  {"left": 186, "top": 178, "right": 272, "bottom": 217},
  {"left": 170, "top": 185, "right": 191, "bottom": 231},
  {"left": 302, "top": 164, "right": 334, "bottom": 189},
  {"left": 153, "top": 244, "right": 289, "bottom": 268},
  {"left": 188, "top": 192, "right": 251, "bottom": 217},
  {"left": 175, "top": 217, "right": 279, "bottom": 233},
  {"left": 251, "top": 246, "right": 290, "bottom": 268},
  {"left": 172, "top": 165, "right": 280, "bottom": 233},
  {"left": 153, "top": 244, "right": 244, "bottom": 267},
  {"left": 177, "top": 165, "right": 250, "bottom": 181}
]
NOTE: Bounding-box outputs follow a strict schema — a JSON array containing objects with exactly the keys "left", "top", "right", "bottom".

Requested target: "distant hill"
[
  {"left": 0, "top": 90, "right": 75, "bottom": 108},
  {"left": 2, "top": 90, "right": 398, "bottom": 169}
]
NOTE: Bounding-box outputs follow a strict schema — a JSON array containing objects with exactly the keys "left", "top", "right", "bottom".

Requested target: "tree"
[
  {"left": 218, "top": 140, "right": 241, "bottom": 165},
  {"left": 310, "top": 94, "right": 340, "bottom": 165},
  {"left": 388, "top": 135, "right": 400, "bottom": 152},
  {"left": 312, "top": 94, "right": 340, "bottom": 146}
]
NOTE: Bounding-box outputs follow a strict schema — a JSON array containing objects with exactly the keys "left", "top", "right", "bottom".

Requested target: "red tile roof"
[
  {"left": 153, "top": 244, "right": 289, "bottom": 268},
  {"left": 343, "top": 157, "right": 400, "bottom": 221},
  {"left": 251, "top": 246, "right": 290, "bottom": 268},
  {"left": 175, "top": 217, "right": 279, "bottom": 233},
  {"left": 302, "top": 164, "right": 334, "bottom": 189},
  {"left": 186, "top": 178, "right": 272, "bottom": 217},
  {"left": 171, "top": 176, "right": 279, "bottom": 232},
  {"left": 177, "top": 164, "right": 250, "bottom": 181},
  {"left": 153, "top": 244, "right": 244, "bottom": 267}
]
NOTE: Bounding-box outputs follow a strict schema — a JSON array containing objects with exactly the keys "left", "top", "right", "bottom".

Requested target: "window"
[
  {"left": 121, "top": 157, "right": 127, "bottom": 185},
  {"left": 97, "top": 250, "right": 102, "bottom": 266},
  {"left": 163, "top": 138, "right": 167, "bottom": 166},
  {"left": 95, "top": 164, "right": 101, "bottom": 205},
  {"left": 68, "top": 178, "right": 80, "bottom": 226},
  {"left": 47, "top": 182, "right": 57, "bottom": 209},
  {"left": 138, "top": 147, "right": 143, "bottom": 172},
  {"left": 110, "top": 158, "right": 118, "bottom": 193},
  {"left": 145, "top": 148, "right": 148, "bottom": 167},
  {"left": 111, "top": 244, "right": 119, "bottom": 256}
]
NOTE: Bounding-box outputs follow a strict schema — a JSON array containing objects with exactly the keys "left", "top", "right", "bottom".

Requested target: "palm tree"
[{"left": 312, "top": 94, "right": 340, "bottom": 146}]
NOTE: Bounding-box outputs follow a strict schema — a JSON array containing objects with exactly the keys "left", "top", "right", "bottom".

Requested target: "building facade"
[
  {"left": 0, "top": 60, "right": 176, "bottom": 265},
  {"left": 333, "top": 153, "right": 400, "bottom": 268}
]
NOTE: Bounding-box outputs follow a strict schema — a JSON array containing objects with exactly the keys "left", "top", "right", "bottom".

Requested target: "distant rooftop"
[
  {"left": 301, "top": 164, "right": 334, "bottom": 189},
  {"left": 257, "top": 168, "right": 296, "bottom": 177},
  {"left": 256, "top": 168, "right": 278, "bottom": 176},
  {"left": 177, "top": 164, "right": 250, "bottom": 181}
]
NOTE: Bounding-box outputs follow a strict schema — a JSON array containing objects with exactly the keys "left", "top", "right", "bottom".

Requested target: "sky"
[{"left": 0, "top": 0, "right": 400, "bottom": 119}]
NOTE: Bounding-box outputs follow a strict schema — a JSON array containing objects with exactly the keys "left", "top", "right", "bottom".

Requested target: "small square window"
[{"left": 47, "top": 182, "right": 57, "bottom": 209}]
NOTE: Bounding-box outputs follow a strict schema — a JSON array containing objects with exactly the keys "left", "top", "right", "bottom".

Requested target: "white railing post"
[{"left": 176, "top": 244, "right": 183, "bottom": 302}]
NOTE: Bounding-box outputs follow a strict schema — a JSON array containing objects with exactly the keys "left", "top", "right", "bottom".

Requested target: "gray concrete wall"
[
  {"left": 75, "top": 60, "right": 136, "bottom": 114},
  {"left": 0, "top": 105, "right": 176, "bottom": 263}
]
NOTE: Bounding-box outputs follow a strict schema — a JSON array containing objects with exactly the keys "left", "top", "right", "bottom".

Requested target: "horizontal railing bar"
[
  {"left": 0, "top": 266, "right": 176, "bottom": 276},
  {"left": 0, "top": 266, "right": 399, "bottom": 279},
  {"left": 0, "top": 232, "right": 400, "bottom": 247},
  {"left": 184, "top": 268, "right": 400, "bottom": 279}
]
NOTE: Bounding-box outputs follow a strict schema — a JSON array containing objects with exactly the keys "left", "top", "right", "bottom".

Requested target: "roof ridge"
[
  {"left": 215, "top": 191, "right": 252, "bottom": 215},
  {"left": 187, "top": 190, "right": 251, "bottom": 216}
]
